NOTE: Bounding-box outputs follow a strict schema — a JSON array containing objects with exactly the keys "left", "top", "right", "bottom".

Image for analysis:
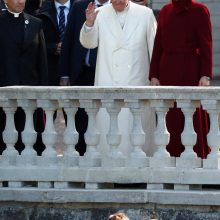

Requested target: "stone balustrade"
[{"left": 1, "top": 86, "right": 220, "bottom": 206}]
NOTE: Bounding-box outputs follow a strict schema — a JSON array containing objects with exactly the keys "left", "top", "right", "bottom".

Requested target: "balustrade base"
[
  {"left": 0, "top": 155, "right": 17, "bottom": 166},
  {"left": 176, "top": 157, "right": 201, "bottom": 168},
  {"left": 203, "top": 158, "right": 220, "bottom": 169},
  {"left": 102, "top": 157, "right": 126, "bottom": 167},
  {"left": 150, "top": 157, "right": 175, "bottom": 168},
  {"left": 174, "top": 184, "right": 202, "bottom": 190},
  {"left": 1, "top": 188, "right": 220, "bottom": 206},
  {"left": 8, "top": 181, "right": 23, "bottom": 188},
  {"left": 125, "top": 157, "right": 149, "bottom": 167},
  {"left": 147, "top": 183, "right": 164, "bottom": 190},
  {"left": 63, "top": 156, "right": 79, "bottom": 167},
  {"left": 37, "top": 155, "right": 58, "bottom": 167},
  {"left": 54, "top": 182, "right": 69, "bottom": 189},
  {"left": 79, "top": 156, "right": 101, "bottom": 167},
  {"left": 38, "top": 182, "right": 53, "bottom": 189},
  {"left": 16, "top": 155, "right": 37, "bottom": 166},
  {"left": 85, "top": 183, "right": 114, "bottom": 189}
]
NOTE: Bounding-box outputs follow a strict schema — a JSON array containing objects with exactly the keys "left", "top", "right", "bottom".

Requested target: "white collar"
[
  {"left": 7, "top": 9, "right": 22, "bottom": 18},
  {"left": 54, "top": 0, "right": 71, "bottom": 11}
]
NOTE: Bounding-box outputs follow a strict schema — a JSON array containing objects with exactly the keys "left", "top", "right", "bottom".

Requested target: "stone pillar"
[
  {"left": 16, "top": 99, "right": 37, "bottom": 166},
  {"left": 202, "top": 100, "right": 220, "bottom": 169},
  {"left": 79, "top": 100, "right": 101, "bottom": 167},
  {"left": 37, "top": 100, "right": 58, "bottom": 166},
  {"left": 1, "top": 100, "right": 18, "bottom": 166},
  {"left": 101, "top": 100, "right": 125, "bottom": 167},
  {"left": 150, "top": 100, "right": 175, "bottom": 167},
  {"left": 60, "top": 100, "right": 79, "bottom": 167},
  {"left": 176, "top": 100, "right": 201, "bottom": 168},
  {"left": 126, "top": 100, "right": 149, "bottom": 167}
]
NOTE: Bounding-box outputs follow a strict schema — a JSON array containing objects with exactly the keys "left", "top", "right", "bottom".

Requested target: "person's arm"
[
  {"left": 79, "top": 2, "right": 99, "bottom": 49},
  {"left": 85, "top": 2, "right": 98, "bottom": 27},
  {"left": 147, "top": 9, "right": 157, "bottom": 61},
  {"left": 196, "top": 5, "right": 212, "bottom": 86},
  {"left": 149, "top": 11, "right": 162, "bottom": 85},
  {"left": 38, "top": 27, "right": 48, "bottom": 86}
]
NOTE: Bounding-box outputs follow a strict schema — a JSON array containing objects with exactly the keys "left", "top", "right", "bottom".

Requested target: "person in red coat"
[{"left": 149, "top": 0, "right": 212, "bottom": 158}]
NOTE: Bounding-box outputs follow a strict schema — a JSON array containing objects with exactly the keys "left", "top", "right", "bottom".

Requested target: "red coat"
[
  {"left": 150, "top": 0, "right": 212, "bottom": 85},
  {"left": 149, "top": 0, "right": 212, "bottom": 158}
]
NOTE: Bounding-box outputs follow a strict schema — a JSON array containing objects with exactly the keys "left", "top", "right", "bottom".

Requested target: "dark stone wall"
[{"left": 1, "top": 203, "right": 220, "bottom": 220}]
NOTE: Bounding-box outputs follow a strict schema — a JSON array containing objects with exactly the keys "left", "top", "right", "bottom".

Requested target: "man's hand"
[
  {"left": 85, "top": 2, "right": 99, "bottom": 27},
  {"left": 150, "top": 77, "right": 160, "bottom": 86},
  {"left": 198, "top": 76, "right": 210, "bottom": 86},
  {"left": 55, "top": 42, "right": 62, "bottom": 55},
  {"left": 59, "top": 78, "right": 70, "bottom": 86}
]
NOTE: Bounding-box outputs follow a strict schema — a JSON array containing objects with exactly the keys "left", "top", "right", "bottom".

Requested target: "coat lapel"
[
  {"left": 46, "top": 8, "right": 58, "bottom": 30},
  {"left": 103, "top": 5, "right": 123, "bottom": 41},
  {"left": 122, "top": 2, "right": 139, "bottom": 43},
  {"left": 103, "top": 2, "right": 139, "bottom": 50},
  {"left": 23, "top": 13, "right": 38, "bottom": 51}
]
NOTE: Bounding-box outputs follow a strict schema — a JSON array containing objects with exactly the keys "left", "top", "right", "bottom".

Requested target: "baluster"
[
  {"left": 101, "top": 100, "right": 125, "bottom": 167},
  {"left": 37, "top": 100, "right": 58, "bottom": 166},
  {"left": 176, "top": 100, "right": 201, "bottom": 168},
  {"left": 79, "top": 100, "right": 101, "bottom": 167},
  {"left": 1, "top": 100, "right": 18, "bottom": 166},
  {"left": 126, "top": 100, "right": 149, "bottom": 167},
  {"left": 202, "top": 100, "right": 220, "bottom": 169},
  {"left": 16, "top": 99, "right": 37, "bottom": 166},
  {"left": 60, "top": 100, "right": 79, "bottom": 167},
  {"left": 150, "top": 100, "right": 175, "bottom": 167}
]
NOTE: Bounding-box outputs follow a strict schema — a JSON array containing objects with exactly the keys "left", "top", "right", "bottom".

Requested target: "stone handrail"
[{"left": 0, "top": 86, "right": 220, "bottom": 205}]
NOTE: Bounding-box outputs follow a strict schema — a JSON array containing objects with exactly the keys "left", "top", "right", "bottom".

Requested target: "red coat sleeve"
[{"left": 196, "top": 5, "right": 212, "bottom": 79}]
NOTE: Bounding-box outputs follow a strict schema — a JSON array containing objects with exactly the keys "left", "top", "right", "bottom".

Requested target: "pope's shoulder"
[{"left": 97, "top": 1, "right": 154, "bottom": 15}]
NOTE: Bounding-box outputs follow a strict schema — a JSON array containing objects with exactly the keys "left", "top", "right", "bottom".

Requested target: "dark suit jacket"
[
  {"left": 0, "top": 0, "right": 5, "bottom": 10},
  {"left": 59, "top": 0, "right": 91, "bottom": 85},
  {"left": 0, "top": 11, "right": 48, "bottom": 86},
  {"left": 37, "top": 0, "right": 73, "bottom": 85},
  {"left": 25, "top": 0, "right": 42, "bottom": 16}
]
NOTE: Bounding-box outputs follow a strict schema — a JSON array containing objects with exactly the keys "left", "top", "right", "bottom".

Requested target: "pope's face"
[
  {"left": 4, "top": 0, "right": 26, "bottom": 13},
  {"left": 131, "top": 0, "right": 148, "bottom": 6},
  {"left": 111, "top": 0, "right": 129, "bottom": 12},
  {"left": 55, "top": 0, "right": 68, "bottom": 4}
]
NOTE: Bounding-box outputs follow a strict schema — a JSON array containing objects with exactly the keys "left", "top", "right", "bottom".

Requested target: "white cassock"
[{"left": 80, "top": 1, "right": 157, "bottom": 157}]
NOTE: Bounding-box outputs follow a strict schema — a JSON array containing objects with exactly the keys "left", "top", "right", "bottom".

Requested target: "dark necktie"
[{"left": 58, "top": 5, "right": 66, "bottom": 41}]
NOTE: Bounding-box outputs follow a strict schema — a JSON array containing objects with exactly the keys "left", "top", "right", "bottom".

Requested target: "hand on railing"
[
  {"left": 198, "top": 76, "right": 210, "bottom": 86},
  {"left": 59, "top": 77, "right": 70, "bottom": 86},
  {"left": 150, "top": 77, "right": 160, "bottom": 86}
]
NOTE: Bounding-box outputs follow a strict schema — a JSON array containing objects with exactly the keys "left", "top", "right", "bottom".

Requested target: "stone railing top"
[{"left": 0, "top": 86, "right": 219, "bottom": 101}]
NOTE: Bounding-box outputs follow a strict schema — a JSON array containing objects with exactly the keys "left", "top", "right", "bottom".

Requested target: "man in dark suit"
[
  {"left": 59, "top": 0, "right": 109, "bottom": 156},
  {"left": 37, "top": 0, "right": 73, "bottom": 86},
  {"left": 25, "top": 0, "right": 42, "bottom": 16},
  {"left": 0, "top": 0, "right": 5, "bottom": 10},
  {"left": 0, "top": 0, "right": 48, "bottom": 155}
]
